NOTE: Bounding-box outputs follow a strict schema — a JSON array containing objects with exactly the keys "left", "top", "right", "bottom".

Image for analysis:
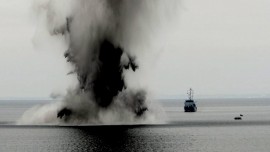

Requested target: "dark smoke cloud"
[
  {"left": 58, "top": 0, "right": 149, "bottom": 120},
  {"left": 18, "top": 0, "right": 178, "bottom": 125}
]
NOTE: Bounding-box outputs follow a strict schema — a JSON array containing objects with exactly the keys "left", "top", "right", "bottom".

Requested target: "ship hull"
[{"left": 184, "top": 99, "right": 197, "bottom": 112}]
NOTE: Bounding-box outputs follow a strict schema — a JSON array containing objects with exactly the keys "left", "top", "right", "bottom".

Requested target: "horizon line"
[{"left": 1, "top": 95, "right": 270, "bottom": 101}]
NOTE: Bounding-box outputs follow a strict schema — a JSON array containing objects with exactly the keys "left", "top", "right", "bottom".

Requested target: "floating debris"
[{"left": 234, "top": 114, "right": 243, "bottom": 120}]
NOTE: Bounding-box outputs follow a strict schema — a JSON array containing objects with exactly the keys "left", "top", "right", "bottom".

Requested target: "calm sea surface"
[{"left": 0, "top": 98, "right": 270, "bottom": 152}]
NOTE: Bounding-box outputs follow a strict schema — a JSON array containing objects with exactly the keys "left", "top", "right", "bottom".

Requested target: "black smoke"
[{"left": 63, "top": 38, "right": 142, "bottom": 110}]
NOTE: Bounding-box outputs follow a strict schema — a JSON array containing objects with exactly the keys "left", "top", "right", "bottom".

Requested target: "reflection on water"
[
  {"left": 1, "top": 124, "right": 270, "bottom": 152},
  {"left": 0, "top": 126, "right": 194, "bottom": 152}
]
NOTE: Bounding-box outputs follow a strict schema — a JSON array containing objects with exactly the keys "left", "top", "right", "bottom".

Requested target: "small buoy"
[
  {"left": 240, "top": 114, "right": 243, "bottom": 117},
  {"left": 234, "top": 117, "right": 242, "bottom": 120}
]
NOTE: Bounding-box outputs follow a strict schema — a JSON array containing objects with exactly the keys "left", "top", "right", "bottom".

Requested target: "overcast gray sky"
[{"left": 0, "top": 0, "right": 270, "bottom": 99}]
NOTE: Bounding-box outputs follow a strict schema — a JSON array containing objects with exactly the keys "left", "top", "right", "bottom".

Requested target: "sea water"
[{"left": 0, "top": 98, "right": 270, "bottom": 152}]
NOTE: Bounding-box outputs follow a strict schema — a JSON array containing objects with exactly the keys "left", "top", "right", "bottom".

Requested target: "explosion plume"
[{"left": 18, "top": 0, "right": 177, "bottom": 125}]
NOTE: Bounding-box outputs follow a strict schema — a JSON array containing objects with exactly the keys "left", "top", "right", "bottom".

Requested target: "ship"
[{"left": 184, "top": 88, "right": 197, "bottom": 112}]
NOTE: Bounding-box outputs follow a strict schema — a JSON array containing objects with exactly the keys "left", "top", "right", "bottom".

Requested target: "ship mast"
[{"left": 187, "top": 88, "right": 194, "bottom": 100}]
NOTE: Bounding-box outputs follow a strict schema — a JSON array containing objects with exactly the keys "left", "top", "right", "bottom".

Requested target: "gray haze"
[{"left": 0, "top": 0, "right": 270, "bottom": 99}]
